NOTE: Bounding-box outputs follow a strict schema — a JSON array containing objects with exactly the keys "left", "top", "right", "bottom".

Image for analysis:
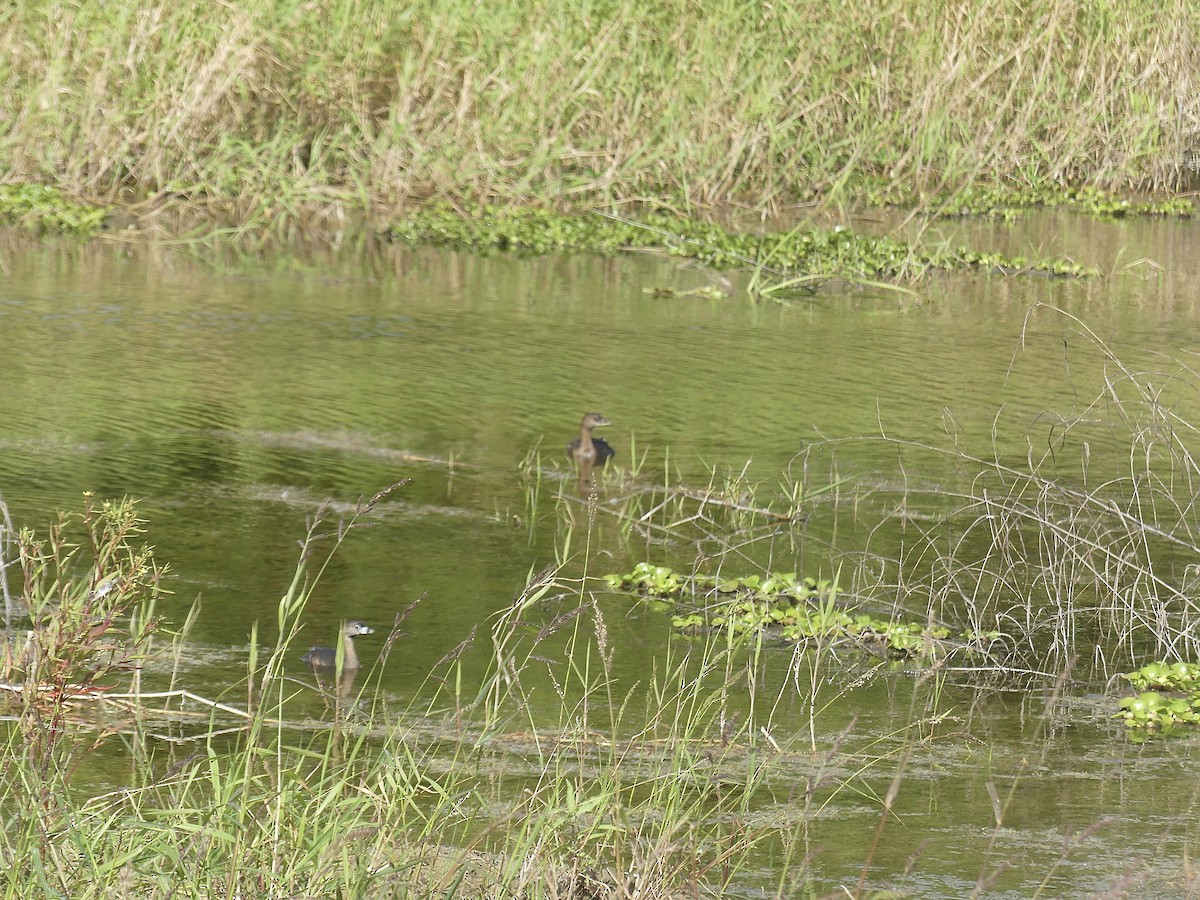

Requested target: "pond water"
[{"left": 2, "top": 215, "right": 1200, "bottom": 897}]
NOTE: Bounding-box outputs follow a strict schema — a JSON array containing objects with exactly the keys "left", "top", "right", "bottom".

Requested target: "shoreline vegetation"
[
  {"left": 0, "top": 188, "right": 1108, "bottom": 297},
  {"left": 3, "top": 1, "right": 1199, "bottom": 287},
  {"left": 4, "top": 0, "right": 1198, "bottom": 215}
]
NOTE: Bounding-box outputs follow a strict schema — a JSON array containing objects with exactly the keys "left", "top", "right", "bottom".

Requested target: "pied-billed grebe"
[
  {"left": 301, "top": 620, "right": 375, "bottom": 672},
  {"left": 566, "top": 413, "right": 615, "bottom": 467}
]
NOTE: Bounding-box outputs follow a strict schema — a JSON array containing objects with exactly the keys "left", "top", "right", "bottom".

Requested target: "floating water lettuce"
[
  {"left": 1114, "top": 661, "right": 1200, "bottom": 730},
  {"left": 388, "top": 205, "right": 1094, "bottom": 283},
  {"left": 605, "top": 563, "right": 1006, "bottom": 660}
]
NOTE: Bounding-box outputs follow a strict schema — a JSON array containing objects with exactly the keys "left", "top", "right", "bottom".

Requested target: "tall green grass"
[{"left": 1, "top": 0, "right": 1195, "bottom": 227}]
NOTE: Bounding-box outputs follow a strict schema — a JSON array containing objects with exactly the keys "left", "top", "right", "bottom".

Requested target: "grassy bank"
[{"left": 2, "top": 0, "right": 1197, "bottom": 227}]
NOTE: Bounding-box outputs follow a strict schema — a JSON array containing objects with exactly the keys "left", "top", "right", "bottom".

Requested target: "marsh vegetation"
[
  {"left": 3, "top": 2, "right": 1200, "bottom": 895},
  {"left": 3, "top": 0, "right": 1198, "bottom": 229},
  {"left": 3, "top": 295, "right": 1200, "bottom": 896}
]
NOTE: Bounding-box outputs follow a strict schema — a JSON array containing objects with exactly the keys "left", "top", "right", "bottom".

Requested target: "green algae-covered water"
[{"left": 2, "top": 217, "right": 1200, "bottom": 897}]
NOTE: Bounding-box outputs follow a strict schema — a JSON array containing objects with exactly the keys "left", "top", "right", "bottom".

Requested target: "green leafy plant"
[
  {"left": 0, "top": 184, "right": 107, "bottom": 233},
  {"left": 608, "top": 564, "right": 994, "bottom": 659},
  {"left": 1120, "top": 660, "right": 1200, "bottom": 692},
  {"left": 604, "top": 562, "right": 685, "bottom": 597},
  {"left": 1114, "top": 691, "right": 1200, "bottom": 729},
  {"left": 388, "top": 205, "right": 1096, "bottom": 285},
  {"left": 1114, "top": 661, "right": 1200, "bottom": 730}
]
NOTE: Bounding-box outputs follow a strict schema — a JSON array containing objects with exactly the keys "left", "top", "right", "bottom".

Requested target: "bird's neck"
[{"left": 341, "top": 634, "right": 359, "bottom": 670}]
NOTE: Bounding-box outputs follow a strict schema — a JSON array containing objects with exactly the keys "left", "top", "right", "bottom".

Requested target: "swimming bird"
[
  {"left": 301, "top": 620, "right": 375, "bottom": 672},
  {"left": 566, "top": 413, "right": 615, "bottom": 467}
]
